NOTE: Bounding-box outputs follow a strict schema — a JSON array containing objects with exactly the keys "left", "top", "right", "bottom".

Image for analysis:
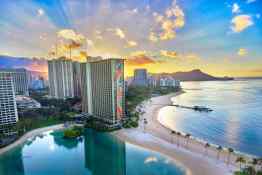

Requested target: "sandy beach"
[
  {"left": 0, "top": 124, "right": 65, "bottom": 155},
  {"left": 115, "top": 91, "right": 241, "bottom": 175}
]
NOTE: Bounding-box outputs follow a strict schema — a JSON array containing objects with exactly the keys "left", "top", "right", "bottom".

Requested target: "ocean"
[{"left": 158, "top": 79, "right": 262, "bottom": 157}]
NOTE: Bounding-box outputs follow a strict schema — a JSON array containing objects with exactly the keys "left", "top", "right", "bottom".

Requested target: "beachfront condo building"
[
  {"left": 81, "top": 58, "right": 125, "bottom": 127},
  {"left": 0, "top": 73, "right": 18, "bottom": 135},
  {"left": 159, "top": 77, "right": 181, "bottom": 88},
  {"left": 132, "top": 69, "right": 148, "bottom": 86},
  {"left": 0, "top": 68, "right": 29, "bottom": 96}
]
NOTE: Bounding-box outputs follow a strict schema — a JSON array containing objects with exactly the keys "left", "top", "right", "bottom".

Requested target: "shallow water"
[
  {"left": 0, "top": 129, "right": 186, "bottom": 175},
  {"left": 158, "top": 79, "right": 262, "bottom": 156}
]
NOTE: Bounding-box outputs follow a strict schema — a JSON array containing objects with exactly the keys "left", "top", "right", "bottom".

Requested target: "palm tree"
[
  {"left": 227, "top": 148, "right": 234, "bottom": 166},
  {"left": 236, "top": 156, "right": 246, "bottom": 170},
  {"left": 251, "top": 158, "right": 258, "bottom": 171},
  {"left": 204, "top": 143, "right": 210, "bottom": 156},
  {"left": 170, "top": 130, "right": 176, "bottom": 144},
  {"left": 176, "top": 132, "right": 181, "bottom": 147},
  {"left": 185, "top": 133, "right": 191, "bottom": 148},
  {"left": 257, "top": 158, "right": 262, "bottom": 171},
  {"left": 216, "top": 145, "right": 223, "bottom": 161},
  {"left": 143, "top": 118, "right": 148, "bottom": 133},
  {"left": 244, "top": 166, "right": 256, "bottom": 175}
]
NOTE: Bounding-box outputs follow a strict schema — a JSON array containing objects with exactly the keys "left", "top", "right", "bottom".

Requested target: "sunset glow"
[{"left": 0, "top": 0, "right": 261, "bottom": 77}]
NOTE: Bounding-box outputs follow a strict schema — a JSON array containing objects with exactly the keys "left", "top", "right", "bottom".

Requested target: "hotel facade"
[
  {"left": 132, "top": 69, "right": 148, "bottom": 86},
  {"left": 0, "top": 68, "right": 29, "bottom": 96},
  {"left": 48, "top": 58, "right": 83, "bottom": 99},
  {"left": 48, "top": 58, "right": 75, "bottom": 99},
  {"left": 0, "top": 73, "right": 18, "bottom": 135},
  {"left": 81, "top": 59, "right": 125, "bottom": 126}
]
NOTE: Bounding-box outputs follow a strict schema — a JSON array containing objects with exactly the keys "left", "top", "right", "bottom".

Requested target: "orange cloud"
[
  {"left": 126, "top": 40, "right": 137, "bottom": 48},
  {"left": 125, "top": 53, "right": 156, "bottom": 66},
  {"left": 231, "top": 15, "right": 253, "bottom": 33},
  {"left": 238, "top": 48, "right": 248, "bottom": 56},
  {"left": 151, "top": 1, "right": 185, "bottom": 42},
  {"left": 160, "top": 50, "right": 177, "bottom": 58},
  {"left": 57, "top": 29, "right": 85, "bottom": 43}
]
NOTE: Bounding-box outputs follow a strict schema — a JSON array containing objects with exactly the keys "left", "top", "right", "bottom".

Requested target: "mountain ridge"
[{"left": 151, "top": 69, "right": 234, "bottom": 81}]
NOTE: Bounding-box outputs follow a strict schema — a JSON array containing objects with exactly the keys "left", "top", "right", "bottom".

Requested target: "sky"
[{"left": 0, "top": 0, "right": 262, "bottom": 77}]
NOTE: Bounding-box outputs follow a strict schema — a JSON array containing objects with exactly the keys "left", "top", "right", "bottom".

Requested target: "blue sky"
[{"left": 0, "top": 0, "right": 261, "bottom": 76}]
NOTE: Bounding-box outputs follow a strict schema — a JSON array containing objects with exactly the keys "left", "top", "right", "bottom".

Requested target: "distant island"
[{"left": 151, "top": 69, "right": 234, "bottom": 81}]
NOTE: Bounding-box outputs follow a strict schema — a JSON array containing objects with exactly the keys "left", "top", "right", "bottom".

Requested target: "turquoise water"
[
  {"left": 0, "top": 129, "right": 186, "bottom": 175},
  {"left": 158, "top": 79, "right": 262, "bottom": 156}
]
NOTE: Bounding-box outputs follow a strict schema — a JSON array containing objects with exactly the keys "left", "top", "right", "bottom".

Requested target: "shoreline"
[
  {"left": 115, "top": 91, "right": 237, "bottom": 175},
  {"left": 0, "top": 124, "right": 65, "bottom": 155},
  {"left": 154, "top": 91, "right": 256, "bottom": 160}
]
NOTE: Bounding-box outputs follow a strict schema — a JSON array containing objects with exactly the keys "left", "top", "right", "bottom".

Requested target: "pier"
[
  {"left": 151, "top": 103, "right": 213, "bottom": 112},
  {"left": 169, "top": 104, "right": 213, "bottom": 112}
]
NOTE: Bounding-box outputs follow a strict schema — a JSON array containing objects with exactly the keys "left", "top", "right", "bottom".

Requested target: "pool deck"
[{"left": 115, "top": 91, "right": 240, "bottom": 175}]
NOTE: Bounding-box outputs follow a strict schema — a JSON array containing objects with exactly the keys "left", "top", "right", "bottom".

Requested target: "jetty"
[{"left": 169, "top": 104, "right": 213, "bottom": 112}]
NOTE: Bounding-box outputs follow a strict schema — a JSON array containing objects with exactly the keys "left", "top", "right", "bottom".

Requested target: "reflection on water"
[
  {"left": 84, "top": 129, "right": 126, "bottom": 175},
  {"left": 158, "top": 80, "right": 262, "bottom": 156},
  {"left": 0, "top": 129, "right": 185, "bottom": 175}
]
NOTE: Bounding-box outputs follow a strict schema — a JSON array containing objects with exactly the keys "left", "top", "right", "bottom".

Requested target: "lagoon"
[{"left": 0, "top": 129, "right": 186, "bottom": 175}]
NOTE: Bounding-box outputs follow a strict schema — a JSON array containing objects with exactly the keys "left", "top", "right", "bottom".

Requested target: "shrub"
[{"left": 63, "top": 126, "right": 83, "bottom": 139}]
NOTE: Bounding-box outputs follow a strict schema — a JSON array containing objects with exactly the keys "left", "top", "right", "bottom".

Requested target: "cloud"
[
  {"left": 153, "top": 13, "right": 164, "bottom": 23},
  {"left": 238, "top": 48, "right": 248, "bottom": 56},
  {"left": 125, "top": 51, "right": 156, "bottom": 66},
  {"left": 37, "top": 8, "right": 45, "bottom": 16},
  {"left": 232, "top": 3, "right": 240, "bottom": 14},
  {"left": 126, "top": 40, "right": 137, "bottom": 48},
  {"left": 95, "top": 30, "right": 103, "bottom": 40},
  {"left": 256, "top": 14, "right": 261, "bottom": 19},
  {"left": 146, "top": 5, "right": 151, "bottom": 11},
  {"left": 108, "top": 28, "right": 138, "bottom": 48},
  {"left": 149, "top": 32, "right": 158, "bottom": 42},
  {"left": 231, "top": 15, "right": 254, "bottom": 33},
  {"left": 57, "top": 29, "right": 85, "bottom": 44},
  {"left": 86, "top": 39, "right": 94, "bottom": 47},
  {"left": 144, "top": 156, "right": 158, "bottom": 164},
  {"left": 79, "top": 51, "right": 88, "bottom": 58},
  {"left": 160, "top": 50, "right": 177, "bottom": 58},
  {"left": 246, "top": 0, "right": 256, "bottom": 3},
  {"left": 127, "top": 8, "right": 138, "bottom": 15},
  {"left": 185, "top": 53, "right": 202, "bottom": 61},
  {"left": 125, "top": 55, "right": 156, "bottom": 66},
  {"left": 150, "top": 0, "right": 185, "bottom": 41},
  {"left": 39, "top": 33, "right": 47, "bottom": 41},
  {"left": 115, "top": 28, "right": 125, "bottom": 39},
  {"left": 160, "top": 30, "right": 176, "bottom": 40},
  {"left": 130, "top": 50, "right": 147, "bottom": 56}
]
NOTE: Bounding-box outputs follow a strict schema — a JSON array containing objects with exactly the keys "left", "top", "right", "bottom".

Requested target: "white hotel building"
[
  {"left": 0, "top": 68, "right": 29, "bottom": 96},
  {"left": 48, "top": 58, "right": 83, "bottom": 99},
  {"left": 159, "top": 77, "right": 181, "bottom": 88},
  {"left": 0, "top": 73, "right": 18, "bottom": 135},
  {"left": 48, "top": 58, "right": 75, "bottom": 99}
]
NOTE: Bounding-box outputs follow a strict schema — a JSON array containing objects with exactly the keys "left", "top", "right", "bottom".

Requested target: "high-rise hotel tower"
[
  {"left": 48, "top": 58, "right": 83, "bottom": 99},
  {"left": 0, "top": 73, "right": 18, "bottom": 135},
  {"left": 81, "top": 58, "right": 125, "bottom": 127},
  {"left": 0, "top": 68, "right": 29, "bottom": 96},
  {"left": 48, "top": 58, "right": 73, "bottom": 98}
]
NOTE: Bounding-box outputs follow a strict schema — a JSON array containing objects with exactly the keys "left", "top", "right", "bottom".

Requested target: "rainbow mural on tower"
[{"left": 114, "top": 60, "right": 124, "bottom": 120}]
